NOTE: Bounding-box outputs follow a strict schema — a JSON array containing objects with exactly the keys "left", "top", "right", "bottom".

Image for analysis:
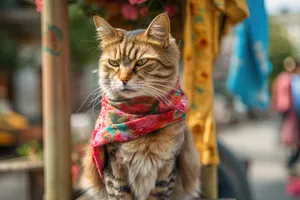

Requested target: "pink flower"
[
  {"left": 121, "top": 4, "right": 138, "bottom": 20},
  {"left": 35, "top": 0, "right": 42, "bottom": 12},
  {"left": 139, "top": 7, "right": 148, "bottom": 17},
  {"left": 164, "top": 5, "right": 177, "bottom": 17},
  {"left": 129, "top": 0, "right": 147, "bottom": 5}
]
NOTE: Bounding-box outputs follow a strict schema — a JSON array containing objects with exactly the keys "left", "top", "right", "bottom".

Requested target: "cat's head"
[{"left": 94, "top": 13, "right": 180, "bottom": 101}]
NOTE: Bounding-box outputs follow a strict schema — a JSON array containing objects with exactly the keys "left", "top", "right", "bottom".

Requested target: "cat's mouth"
[{"left": 119, "top": 85, "right": 135, "bottom": 92}]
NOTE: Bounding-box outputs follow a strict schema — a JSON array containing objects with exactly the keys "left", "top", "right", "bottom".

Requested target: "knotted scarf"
[{"left": 92, "top": 82, "right": 188, "bottom": 180}]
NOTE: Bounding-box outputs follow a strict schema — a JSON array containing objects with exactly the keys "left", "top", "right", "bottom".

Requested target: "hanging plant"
[
  {"left": 34, "top": 0, "right": 183, "bottom": 30},
  {"left": 30, "top": 0, "right": 184, "bottom": 69}
]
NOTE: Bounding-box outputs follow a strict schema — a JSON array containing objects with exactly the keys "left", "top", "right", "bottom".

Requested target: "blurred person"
[
  {"left": 288, "top": 59, "right": 300, "bottom": 196},
  {"left": 289, "top": 60, "right": 300, "bottom": 168},
  {"left": 272, "top": 57, "right": 296, "bottom": 139},
  {"left": 272, "top": 57, "right": 300, "bottom": 196}
]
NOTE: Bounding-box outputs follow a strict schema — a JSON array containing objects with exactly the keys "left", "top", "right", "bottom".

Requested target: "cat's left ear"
[{"left": 145, "top": 13, "right": 170, "bottom": 47}]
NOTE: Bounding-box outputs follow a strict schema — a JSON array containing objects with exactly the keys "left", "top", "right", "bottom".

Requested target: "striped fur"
[{"left": 79, "top": 14, "right": 200, "bottom": 200}]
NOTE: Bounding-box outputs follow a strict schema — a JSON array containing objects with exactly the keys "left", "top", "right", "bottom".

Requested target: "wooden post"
[
  {"left": 201, "top": 165, "right": 218, "bottom": 199},
  {"left": 42, "top": 0, "right": 72, "bottom": 200}
]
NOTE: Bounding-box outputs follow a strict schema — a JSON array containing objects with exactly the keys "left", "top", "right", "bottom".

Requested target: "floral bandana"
[{"left": 92, "top": 81, "right": 188, "bottom": 180}]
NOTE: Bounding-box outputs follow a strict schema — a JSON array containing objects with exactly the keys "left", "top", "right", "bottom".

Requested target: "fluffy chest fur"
[{"left": 103, "top": 121, "right": 185, "bottom": 200}]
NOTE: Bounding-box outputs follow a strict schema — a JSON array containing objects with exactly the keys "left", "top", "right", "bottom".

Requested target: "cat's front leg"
[
  {"left": 103, "top": 145, "right": 133, "bottom": 200},
  {"left": 78, "top": 145, "right": 108, "bottom": 199}
]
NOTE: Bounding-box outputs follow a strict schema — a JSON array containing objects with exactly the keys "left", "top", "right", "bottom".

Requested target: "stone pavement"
[{"left": 218, "top": 118, "right": 299, "bottom": 200}]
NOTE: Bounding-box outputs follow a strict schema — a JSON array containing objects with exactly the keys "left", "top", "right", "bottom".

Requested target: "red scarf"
[{"left": 92, "top": 82, "right": 188, "bottom": 180}]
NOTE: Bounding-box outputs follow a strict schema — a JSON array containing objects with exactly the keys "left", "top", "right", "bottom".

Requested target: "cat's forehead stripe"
[
  {"left": 103, "top": 31, "right": 162, "bottom": 61},
  {"left": 126, "top": 42, "right": 134, "bottom": 58},
  {"left": 111, "top": 39, "right": 138, "bottom": 60},
  {"left": 131, "top": 47, "right": 139, "bottom": 60}
]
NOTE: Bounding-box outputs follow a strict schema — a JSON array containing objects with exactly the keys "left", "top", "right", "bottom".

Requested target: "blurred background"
[{"left": 0, "top": 0, "right": 300, "bottom": 200}]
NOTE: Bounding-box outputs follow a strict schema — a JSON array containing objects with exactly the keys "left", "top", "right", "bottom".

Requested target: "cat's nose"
[
  {"left": 119, "top": 74, "right": 131, "bottom": 85},
  {"left": 119, "top": 70, "right": 132, "bottom": 85},
  {"left": 121, "top": 79, "right": 128, "bottom": 85}
]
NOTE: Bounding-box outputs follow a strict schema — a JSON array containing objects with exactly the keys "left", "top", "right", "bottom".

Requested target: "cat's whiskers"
[
  {"left": 141, "top": 86, "right": 172, "bottom": 107},
  {"left": 140, "top": 85, "right": 169, "bottom": 103},
  {"left": 101, "top": 86, "right": 115, "bottom": 97},
  {"left": 145, "top": 84, "right": 171, "bottom": 96},
  {"left": 88, "top": 84, "right": 115, "bottom": 119},
  {"left": 91, "top": 95, "right": 100, "bottom": 119},
  {"left": 142, "top": 84, "right": 175, "bottom": 108},
  {"left": 75, "top": 87, "right": 101, "bottom": 114},
  {"left": 88, "top": 93, "right": 102, "bottom": 108},
  {"left": 92, "top": 69, "right": 99, "bottom": 74},
  {"left": 89, "top": 82, "right": 100, "bottom": 88},
  {"left": 139, "top": 87, "right": 161, "bottom": 99},
  {"left": 147, "top": 82, "right": 181, "bottom": 93}
]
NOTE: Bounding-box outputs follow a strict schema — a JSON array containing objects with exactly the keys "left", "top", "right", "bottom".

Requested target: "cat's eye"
[
  {"left": 136, "top": 58, "right": 149, "bottom": 67},
  {"left": 108, "top": 60, "right": 119, "bottom": 67}
]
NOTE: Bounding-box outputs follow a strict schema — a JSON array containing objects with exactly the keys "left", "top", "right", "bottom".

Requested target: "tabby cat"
[{"left": 79, "top": 13, "right": 201, "bottom": 200}]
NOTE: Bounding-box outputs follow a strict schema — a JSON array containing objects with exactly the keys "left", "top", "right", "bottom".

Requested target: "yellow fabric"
[{"left": 183, "top": 0, "right": 249, "bottom": 165}]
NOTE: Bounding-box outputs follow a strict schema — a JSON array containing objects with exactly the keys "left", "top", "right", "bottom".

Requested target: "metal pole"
[{"left": 42, "top": 0, "right": 72, "bottom": 199}]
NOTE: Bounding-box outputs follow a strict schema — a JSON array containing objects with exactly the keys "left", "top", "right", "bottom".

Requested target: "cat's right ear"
[
  {"left": 93, "top": 16, "right": 118, "bottom": 42},
  {"left": 144, "top": 13, "right": 170, "bottom": 48}
]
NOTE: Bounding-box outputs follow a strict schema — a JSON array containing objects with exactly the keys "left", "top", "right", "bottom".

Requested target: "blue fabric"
[
  {"left": 227, "top": 0, "right": 272, "bottom": 109},
  {"left": 291, "top": 75, "right": 300, "bottom": 114}
]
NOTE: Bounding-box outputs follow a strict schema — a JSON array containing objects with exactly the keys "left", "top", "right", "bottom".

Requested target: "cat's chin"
[
  {"left": 118, "top": 85, "right": 136, "bottom": 92},
  {"left": 106, "top": 90, "right": 148, "bottom": 101}
]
